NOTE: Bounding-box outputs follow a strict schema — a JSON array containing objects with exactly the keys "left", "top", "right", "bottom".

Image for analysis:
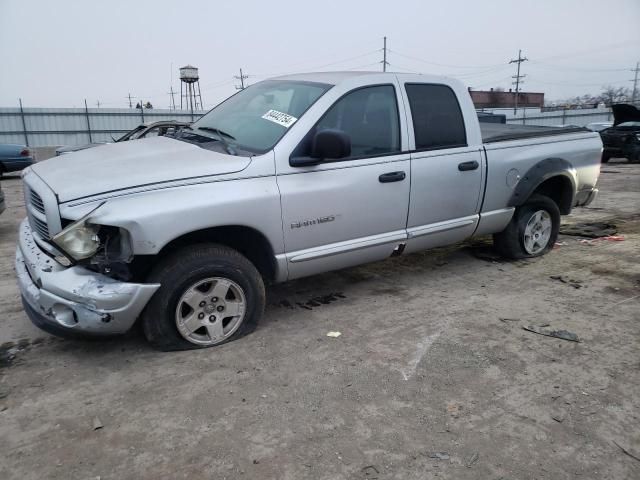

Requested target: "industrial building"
[{"left": 470, "top": 88, "right": 545, "bottom": 109}]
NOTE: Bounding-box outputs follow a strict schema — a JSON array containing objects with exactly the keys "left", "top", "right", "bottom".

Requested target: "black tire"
[
  {"left": 141, "top": 243, "right": 265, "bottom": 351},
  {"left": 601, "top": 152, "right": 611, "bottom": 163},
  {"left": 493, "top": 194, "right": 560, "bottom": 260}
]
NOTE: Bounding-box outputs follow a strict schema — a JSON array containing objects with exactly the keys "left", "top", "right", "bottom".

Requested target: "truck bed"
[{"left": 480, "top": 123, "right": 588, "bottom": 143}]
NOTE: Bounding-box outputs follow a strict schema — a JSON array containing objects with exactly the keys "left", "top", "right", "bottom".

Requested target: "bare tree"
[{"left": 598, "top": 86, "right": 631, "bottom": 106}]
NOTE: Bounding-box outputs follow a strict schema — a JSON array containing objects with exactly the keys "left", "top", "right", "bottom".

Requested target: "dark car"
[
  {"left": 600, "top": 104, "right": 640, "bottom": 163},
  {"left": 0, "top": 143, "right": 35, "bottom": 177},
  {"left": 55, "top": 120, "right": 190, "bottom": 155},
  {"left": 0, "top": 182, "right": 5, "bottom": 215}
]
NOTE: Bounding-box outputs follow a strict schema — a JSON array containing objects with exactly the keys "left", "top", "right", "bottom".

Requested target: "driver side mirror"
[{"left": 290, "top": 129, "right": 351, "bottom": 167}]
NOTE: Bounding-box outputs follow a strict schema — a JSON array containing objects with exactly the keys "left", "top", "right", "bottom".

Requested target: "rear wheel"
[
  {"left": 493, "top": 194, "right": 560, "bottom": 259},
  {"left": 601, "top": 152, "right": 611, "bottom": 163},
  {"left": 141, "top": 244, "right": 265, "bottom": 351}
]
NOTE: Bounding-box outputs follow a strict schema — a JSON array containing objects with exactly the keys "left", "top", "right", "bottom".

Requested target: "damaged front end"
[{"left": 16, "top": 218, "right": 159, "bottom": 337}]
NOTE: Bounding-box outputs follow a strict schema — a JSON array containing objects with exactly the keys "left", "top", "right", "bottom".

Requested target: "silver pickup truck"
[{"left": 16, "top": 72, "right": 602, "bottom": 350}]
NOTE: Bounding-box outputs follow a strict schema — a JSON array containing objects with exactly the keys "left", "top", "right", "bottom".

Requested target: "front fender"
[{"left": 58, "top": 177, "right": 285, "bottom": 257}]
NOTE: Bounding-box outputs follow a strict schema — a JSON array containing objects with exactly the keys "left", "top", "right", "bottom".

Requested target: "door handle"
[
  {"left": 458, "top": 161, "right": 479, "bottom": 171},
  {"left": 379, "top": 171, "right": 406, "bottom": 183}
]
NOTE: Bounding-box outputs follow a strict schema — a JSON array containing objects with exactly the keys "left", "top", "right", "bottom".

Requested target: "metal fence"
[
  {"left": 505, "top": 107, "right": 614, "bottom": 127},
  {"left": 0, "top": 104, "right": 206, "bottom": 147},
  {"left": 0, "top": 103, "right": 623, "bottom": 147}
]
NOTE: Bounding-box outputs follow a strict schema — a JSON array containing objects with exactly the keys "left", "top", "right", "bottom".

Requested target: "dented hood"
[
  {"left": 611, "top": 103, "right": 640, "bottom": 126},
  {"left": 32, "top": 136, "right": 251, "bottom": 203}
]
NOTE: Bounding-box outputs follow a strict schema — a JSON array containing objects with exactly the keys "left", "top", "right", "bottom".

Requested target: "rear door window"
[{"left": 405, "top": 84, "right": 467, "bottom": 150}]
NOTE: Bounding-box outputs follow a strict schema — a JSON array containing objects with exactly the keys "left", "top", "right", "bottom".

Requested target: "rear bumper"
[
  {"left": 15, "top": 218, "right": 160, "bottom": 337},
  {"left": 575, "top": 187, "right": 598, "bottom": 207},
  {"left": 1, "top": 157, "right": 34, "bottom": 172},
  {"left": 604, "top": 145, "right": 640, "bottom": 158}
]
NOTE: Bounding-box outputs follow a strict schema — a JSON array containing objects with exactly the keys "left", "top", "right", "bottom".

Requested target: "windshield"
[{"left": 190, "top": 80, "right": 332, "bottom": 154}]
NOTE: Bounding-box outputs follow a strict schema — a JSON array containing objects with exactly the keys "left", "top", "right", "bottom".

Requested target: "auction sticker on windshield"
[{"left": 262, "top": 109, "right": 298, "bottom": 128}]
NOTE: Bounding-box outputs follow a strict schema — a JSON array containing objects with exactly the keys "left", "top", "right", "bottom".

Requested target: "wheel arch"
[
  {"left": 153, "top": 225, "right": 279, "bottom": 284},
  {"left": 509, "top": 157, "right": 576, "bottom": 214}
]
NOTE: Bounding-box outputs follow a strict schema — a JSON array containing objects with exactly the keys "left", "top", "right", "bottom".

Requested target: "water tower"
[{"left": 180, "top": 65, "right": 204, "bottom": 116}]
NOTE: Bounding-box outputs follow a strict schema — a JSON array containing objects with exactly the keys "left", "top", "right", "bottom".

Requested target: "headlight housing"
[{"left": 51, "top": 203, "right": 105, "bottom": 261}]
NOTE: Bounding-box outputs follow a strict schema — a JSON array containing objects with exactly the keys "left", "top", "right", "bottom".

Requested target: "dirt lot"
[{"left": 1, "top": 163, "right": 639, "bottom": 480}]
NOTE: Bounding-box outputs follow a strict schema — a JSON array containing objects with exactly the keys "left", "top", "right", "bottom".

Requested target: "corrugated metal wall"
[
  {"left": 0, "top": 107, "right": 205, "bottom": 147},
  {"left": 505, "top": 107, "right": 613, "bottom": 127},
  {"left": 0, "top": 105, "right": 618, "bottom": 147}
]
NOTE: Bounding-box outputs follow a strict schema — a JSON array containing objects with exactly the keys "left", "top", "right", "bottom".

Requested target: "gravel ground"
[{"left": 0, "top": 162, "right": 639, "bottom": 480}]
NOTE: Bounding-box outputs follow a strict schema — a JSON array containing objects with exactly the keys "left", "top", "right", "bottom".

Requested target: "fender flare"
[{"left": 508, "top": 157, "right": 576, "bottom": 211}]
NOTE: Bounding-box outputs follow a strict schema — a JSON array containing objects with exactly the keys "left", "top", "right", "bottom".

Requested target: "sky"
[{"left": 1, "top": 0, "right": 639, "bottom": 109}]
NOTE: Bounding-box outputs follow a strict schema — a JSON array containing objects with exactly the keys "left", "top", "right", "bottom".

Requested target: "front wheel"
[
  {"left": 141, "top": 244, "right": 265, "bottom": 351},
  {"left": 493, "top": 194, "right": 560, "bottom": 259}
]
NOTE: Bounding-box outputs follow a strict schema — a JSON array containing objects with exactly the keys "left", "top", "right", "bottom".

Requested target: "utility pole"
[
  {"left": 127, "top": 93, "right": 133, "bottom": 108},
  {"left": 509, "top": 49, "right": 528, "bottom": 114},
  {"left": 234, "top": 68, "right": 249, "bottom": 90},
  {"left": 96, "top": 100, "right": 101, "bottom": 108},
  {"left": 168, "top": 86, "right": 177, "bottom": 110},
  {"left": 631, "top": 61, "right": 639, "bottom": 105},
  {"left": 382, "top": 36, "right": 389, "bottom": 72}
]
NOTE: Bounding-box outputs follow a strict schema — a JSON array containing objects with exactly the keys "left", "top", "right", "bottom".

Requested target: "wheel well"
[
  {"left": 155, "top": 226, "right": 277, "bottom": 283},
  {"left": 531, "top": 176, "right": 573, "bottom": 214}
]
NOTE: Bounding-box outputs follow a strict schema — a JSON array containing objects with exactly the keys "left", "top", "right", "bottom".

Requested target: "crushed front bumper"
[{"left": 15, "top": 218, "right": 160, "bottom": 337}]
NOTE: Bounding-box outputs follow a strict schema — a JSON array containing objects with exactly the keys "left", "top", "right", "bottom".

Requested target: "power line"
[
  {"left": 509, "top": 49, "right": 528, "bottom": 114},
  {"left": 250, "top": 49, "right": 381, "bottom": 78},
  {"left": 388, "top": 49, "right": 505, "bottom": 70}
]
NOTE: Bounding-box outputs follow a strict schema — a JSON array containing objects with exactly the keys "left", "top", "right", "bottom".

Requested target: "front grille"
[
  {"left": 30, "top": 190, "right": 46, "bottom": 214},
  {"left": 24, "top": 182, "right": 51, "bottom": 240},
  {"left": 30, "top": 214, "right": 50, "bottom": 239}
]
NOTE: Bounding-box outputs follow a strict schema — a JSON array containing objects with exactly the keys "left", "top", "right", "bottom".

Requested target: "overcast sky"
[{"left": 1, "top": 0, "right": 638, "bottom": 109}]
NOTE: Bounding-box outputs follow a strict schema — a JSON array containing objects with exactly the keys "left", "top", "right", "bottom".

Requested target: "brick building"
[{"left": 470, "top": 88, "right": 544, "bottom": 109}]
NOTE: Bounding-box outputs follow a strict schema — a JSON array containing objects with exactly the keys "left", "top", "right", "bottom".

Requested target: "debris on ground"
[
  {"left": 428, "top": 452, "right": 450, "bottom": 460},
  {"left": 0, "top": 385, "right": 10, "bottom": 400},
  {"left": 446, "top": 402, "right": 462, "bottom": 417},
  {"left": 92, "top": 417, "right": 104, "bottom": 430},
  {"left": 499, "top": 317, "right": 519, "bottom": 323},
  {"left": 551, "top": 410, "right": 567, "bottom": 423},
  {"left": 560, "top": 222, "right": 617, "bottom": 238},
  {"left": 361, "top": 465, "right": 380, "bottom": 479},
  {"left": 613, "top": 441, "right": 640, "bottom": 463},
  {"left": 580, "top": 235, "right": 625, "bottom": 245},
  {"left": 554, "top": 241, "right": 568, "bottom": 248},
  {"left": 326, "top": 331, "right": 342, "bottom": 338},
  {"left": 464, "top": 452, "right": 480, "bottom": 467},
  {"left": 523, "top": 325, "right": 580, "bottom": 342},
  {"left": 550, "top": 275, "right": 584, "bottom": 289}
]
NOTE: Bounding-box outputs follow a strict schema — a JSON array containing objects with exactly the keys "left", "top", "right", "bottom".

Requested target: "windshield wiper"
[
  {"left": 196, "top": 126, "right": 235, "bottom": 140},
  {"left": 194, "top": 126, "right": 237, "bottom": 155}
]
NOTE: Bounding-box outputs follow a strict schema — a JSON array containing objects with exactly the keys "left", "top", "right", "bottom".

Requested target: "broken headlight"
[
  {"left": 52, "top": 216, "right": 101, "bottom": 261},
  {"left": 51, "top": 202, "right": 106, "bottom": 261}
]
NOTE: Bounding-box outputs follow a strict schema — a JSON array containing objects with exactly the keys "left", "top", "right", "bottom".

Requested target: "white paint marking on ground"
[{"left": 401, "top": 333, "right": 441, "bottom": 381}]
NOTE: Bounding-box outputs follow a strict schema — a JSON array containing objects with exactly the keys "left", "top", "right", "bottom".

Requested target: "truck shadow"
[{"left": 8, "top": 239, "right": 521, "bottom": 362}]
